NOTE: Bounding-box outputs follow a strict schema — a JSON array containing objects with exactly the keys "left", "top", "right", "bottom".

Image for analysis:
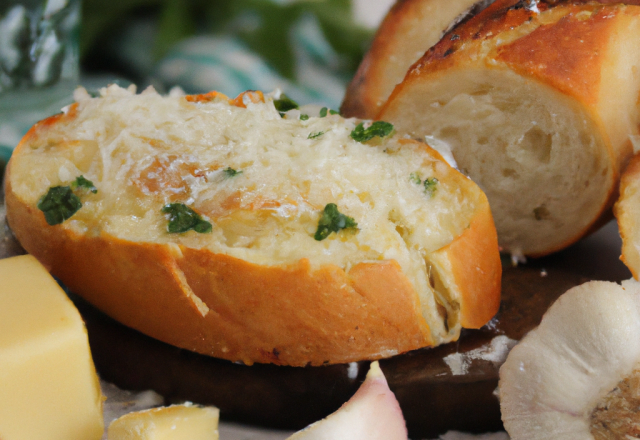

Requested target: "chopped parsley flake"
[
  {"left": 319, "top": 107, "right": 339, "bottom": 117},
  {"left": 410, "top": 173, "right": 439, "bottom": 197},
  {"left": 423, "top": 178, "right": 439, "bottom": 197},
  {"left": 308, "top": 131, "right": 324, "bottom": 139},
  {"left": 273, "top": 94, "right": 299, "bottom": 113},
  {"left": 350, "top": 121, "right": 394, "bottom": 143},
  {"left": 314, "top": 203, "right": 357, "bottom": 241},
  {"left": 37, "top": 175, "right": 98, "bottom": 225},
  {"left": 161, "top": 203, "right": 212, "bottom": 234},
  {"left": 37, "top": 186, "right": 82, "bottom": 225},
  {"left": 300, "top": 114, "right": 309, "bottom": 121},
  {"left": 72, "top": 175, "right": 97, "bottom": 193},
  {"left": 223, "top": 167, "right": 243, "bottom": 178}
]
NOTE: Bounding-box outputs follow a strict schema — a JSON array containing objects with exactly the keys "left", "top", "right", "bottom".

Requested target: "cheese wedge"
[
  {"left": 107, "top": 403, "right": 220, "bottom": 440},
  {"left": 0, "top": 254, "right": 104, "bottom": 440}
]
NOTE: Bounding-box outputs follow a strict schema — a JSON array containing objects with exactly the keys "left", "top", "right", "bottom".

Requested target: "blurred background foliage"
[{"left": 80, "top": 0, "right": 374, "bottom": 83}]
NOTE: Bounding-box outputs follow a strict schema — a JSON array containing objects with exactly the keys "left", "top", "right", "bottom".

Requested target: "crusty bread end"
[{"left": 341, "top": 0, "right": 494, "bottom": 119}]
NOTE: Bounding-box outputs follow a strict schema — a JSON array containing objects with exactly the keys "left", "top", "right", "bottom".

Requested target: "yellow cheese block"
[
  {"left": 107, "top": 403, "right": 220, "bottom": 440},
  {"left": 0, "top": 254, "right": 104, "bottom": 440}
]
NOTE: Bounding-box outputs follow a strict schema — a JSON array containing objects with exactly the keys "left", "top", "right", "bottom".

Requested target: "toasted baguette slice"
[
  {"left": 615, "top": 153, "right": 640, "bottom": 279},
  {"left": 341, "top": 0, "right": 495, "bottom": 119},
  {"left": 5, "top": 85, "right": 500, "bottom": 366},
  {"left": 377, "top": 0, "right": 640, "bottom": 256}
]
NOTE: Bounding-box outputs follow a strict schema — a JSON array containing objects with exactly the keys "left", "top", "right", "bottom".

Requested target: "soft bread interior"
[
  {"left": 8, "top": 85, "right": 488, "bottom": 344},
  {"left": 384, "top": 68, "right": 612, "bottom": 256}
]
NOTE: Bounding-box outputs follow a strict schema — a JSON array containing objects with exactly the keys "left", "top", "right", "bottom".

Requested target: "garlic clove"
[{"left": 287, "top": 361, "right": 408, "bottom": 440}]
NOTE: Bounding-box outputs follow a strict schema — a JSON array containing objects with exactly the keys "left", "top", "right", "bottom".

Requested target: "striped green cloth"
[{"left": 154, "top": 14, "right": 349, "bottom": 108}]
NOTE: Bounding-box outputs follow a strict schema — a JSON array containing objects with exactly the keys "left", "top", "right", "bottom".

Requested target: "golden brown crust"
[
  {"left": 384, "top": 0, "right": 529, "bottom": 86},
  {"left": 495, "top": 6, "right": 613, "bottom": 107},
  {"left": 390, "top": 0, "right": 640, "bottom": 89},
  {"left": 347, "top": 0, "right": 640, "bottom": 120},
  {"left": 340, "top": 0, "right": 488, "bottom": 119},
  {"left": 385, "top": 0, "right": 640, "bottom": 113}
]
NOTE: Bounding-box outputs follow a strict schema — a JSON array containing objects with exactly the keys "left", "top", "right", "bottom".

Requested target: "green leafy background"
[{"left": 81, "top": 0, "right": 373, "bottom": 81}]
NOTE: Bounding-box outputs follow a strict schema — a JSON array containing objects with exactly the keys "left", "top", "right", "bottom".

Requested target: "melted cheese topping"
[{"left": 10, "top": 84, "right": 481, "bottom": 343}]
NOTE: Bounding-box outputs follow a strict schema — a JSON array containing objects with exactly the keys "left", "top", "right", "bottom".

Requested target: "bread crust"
[
  {"left": 5, "top": 93, "right": 501, "bottom": 366},
  {"left": 7, "top": 175, "right": 437, "bottom": 366},
  {"left": 377, "top": 0, "right": 640, "bottom": 256},
  {"left": 429, "top": 197, "right": 501, "bottom": 329},
  {"left": 341, "top": 0, "right": 491, "bottom": 119}
]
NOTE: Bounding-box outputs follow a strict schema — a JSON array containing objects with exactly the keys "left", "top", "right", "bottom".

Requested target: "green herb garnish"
[
  {"left": 223, "top": 167, "right": 243, "bottom": 178},
  {"left": 350, "top": 121, "right": 394, "bottom": 143},
  {"left": 37, "top": 186, "right": 82, "bottom": 225},
  {"left": 423, "top": 177, "right": 439, "bottom": 197},
  {"left": 37, "top": 175, "right": 97, "bottom": 225},
  {"left": 308, "top": 131, "right": 325, "bottom": 139},
  {"left": 161, "top": 203, "right": 212, "bottom": 234},
  {"left": 71, "top": 175, "right": 97, "bottom": 193},
  {"left": 314, "top": 203, "right": 357, "bottom": 241},
  {"left": 300, "top": 114, "right": 309, "bottom": 121},
  {"left": 274, "top": 94, "right": 299, "bottom": 114},
  {"left": 319, "top": 107, "right": 339, "bottom": 117},
  {"left": 410, "top": 173, "right": 439, "bottom": 197}
]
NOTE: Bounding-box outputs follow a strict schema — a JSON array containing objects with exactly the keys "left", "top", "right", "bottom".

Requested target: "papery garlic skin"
[
  {"left": 287, "top": 361, "right": 408, "bottom": 440},
  {"left": 499, "top": 279, "right": 640, "bottom": 440}
]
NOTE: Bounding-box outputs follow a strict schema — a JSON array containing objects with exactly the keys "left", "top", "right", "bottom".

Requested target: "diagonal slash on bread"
[
  {"left": 4, "top": 85, "right": 500, "bottom": 366},
  {"left": 359, "top": 0, "right": 640, "bottom": 257},
  {"left": 341, "top": 0, "right": 496, "bottom": 120}
]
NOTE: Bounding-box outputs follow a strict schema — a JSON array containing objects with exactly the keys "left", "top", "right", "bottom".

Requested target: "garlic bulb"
[{"left": 499, "top": 279, "right": 640, "bottom": 439}]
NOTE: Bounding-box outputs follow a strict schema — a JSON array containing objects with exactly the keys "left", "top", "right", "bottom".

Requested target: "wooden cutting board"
[{"left": 0, "top": 181, "right": 630, "bottom": 437}]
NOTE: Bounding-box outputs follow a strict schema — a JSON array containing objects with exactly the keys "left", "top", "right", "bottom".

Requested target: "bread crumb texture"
[{"left": 6, "top": 84, "right": 500, "bottom": 365}]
